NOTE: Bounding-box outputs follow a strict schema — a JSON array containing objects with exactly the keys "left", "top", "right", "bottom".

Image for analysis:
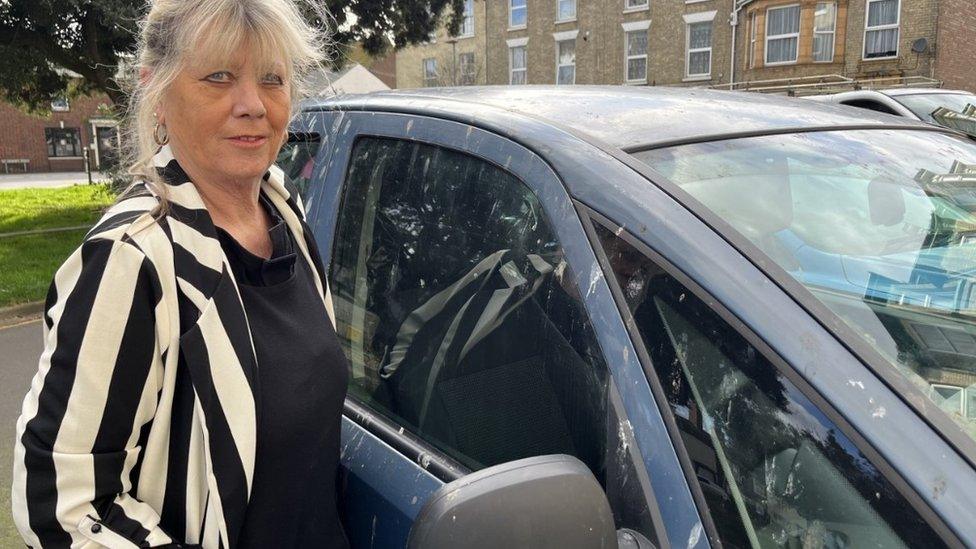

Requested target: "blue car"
[{"left": 278, "top": 86, "right": 976, "bottom": 548}]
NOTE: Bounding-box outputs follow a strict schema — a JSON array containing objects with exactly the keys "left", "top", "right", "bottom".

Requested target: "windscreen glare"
[{"left": 633, "top": 129, "right": 976, "bottom": 444}]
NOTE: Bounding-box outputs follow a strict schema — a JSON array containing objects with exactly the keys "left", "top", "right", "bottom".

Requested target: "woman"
[{"left": 11, "top": 1, "right": 349, "bottom": 547}]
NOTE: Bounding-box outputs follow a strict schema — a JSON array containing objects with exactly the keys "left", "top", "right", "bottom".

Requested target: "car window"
[
  {"left": 329, "top": 136, "right": 612, "bottom": 478},
  {"left": 595, "top": 224, "right": 944, "bottom": 549},
  {"left": 893, "top": 93, "right": 976, "bottom": 123},
  {"left": 633, "top": 130, "right": 976, "bottom": 446},
  {"left": 840, "top": 98, "right": 900, "bottom": 116},
  {"left": 274, "top": 134, "right": 322, "bottom": 204}
]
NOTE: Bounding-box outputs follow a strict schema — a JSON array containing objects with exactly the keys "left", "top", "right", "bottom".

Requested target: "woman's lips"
[{"left": 227, "top": 135, "right": 268, "bottom": 148}]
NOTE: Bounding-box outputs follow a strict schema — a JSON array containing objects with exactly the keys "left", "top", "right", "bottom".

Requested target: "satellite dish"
[{"left": 912, "top": 38, "right": 929, "bottom": 54}]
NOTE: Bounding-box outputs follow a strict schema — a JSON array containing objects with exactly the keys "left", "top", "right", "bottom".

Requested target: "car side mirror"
[{"left": 407, "top": 454, "right": 619, "bottom": 549}]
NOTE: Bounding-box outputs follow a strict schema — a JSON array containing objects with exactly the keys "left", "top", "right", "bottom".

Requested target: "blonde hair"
[{"left": 121, "top": 0, "right": 329, "bottom": 212}]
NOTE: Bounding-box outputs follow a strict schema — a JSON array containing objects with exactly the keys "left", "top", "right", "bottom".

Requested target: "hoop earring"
[{"left": 153, "top": 122, "right": 169, "bottom": 146}]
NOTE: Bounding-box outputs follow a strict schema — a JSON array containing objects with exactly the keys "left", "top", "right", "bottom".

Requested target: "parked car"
[
  {"left": 809, "top": 87, "right": 976, "bottom": 125},
  {"left": 280, "top": 86, "right": 976, "bottom": 548}
]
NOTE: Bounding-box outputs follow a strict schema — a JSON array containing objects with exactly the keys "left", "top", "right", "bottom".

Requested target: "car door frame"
[{"left": 300, "top": 107, "right": 704, "bottom": 549}]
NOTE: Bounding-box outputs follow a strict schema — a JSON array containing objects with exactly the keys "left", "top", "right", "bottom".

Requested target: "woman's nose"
[{"left": 231, "top": 77, "right": 267, "bottom": 119}]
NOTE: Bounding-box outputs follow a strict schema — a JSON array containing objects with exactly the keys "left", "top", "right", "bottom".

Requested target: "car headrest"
[{"left": 867, "top": 176, "right": 906, "bottom": 227}]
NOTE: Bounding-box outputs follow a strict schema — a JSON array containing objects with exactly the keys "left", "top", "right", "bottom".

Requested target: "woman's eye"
[
  {"left": 262, "top": 73, "right": 284, "bottom": 85},
  {"left": 205, "top": 71, "right": 231, "bottom": 82}
]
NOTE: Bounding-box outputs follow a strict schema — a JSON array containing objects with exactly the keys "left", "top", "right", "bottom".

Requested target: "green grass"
[
  {"left": 0, "top": 185, "right": 115, "bottom": 308},
  {"left": 0, "top": 229, "right": 90, "bottom": 307},
  {"left": 0, "top": 184, "right": 114, "bottom": 234}
]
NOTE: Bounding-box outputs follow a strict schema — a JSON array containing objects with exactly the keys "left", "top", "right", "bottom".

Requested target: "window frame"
[
  {"left": 45, "top": 127, "right": 82, "bottom": 158},
  {"left": 579, "top": 204, "right": 962, "bottom": 549},
  {"left": 764, "top": 3, "right": 801, "bottom": 66},
  {"left": 509, "top": 0, "right": 527, "bottom": 29},
  {"left": 623, "top": 0, "right": 649, "bottom": 12},
  {"left": 624, "top": 27, "right": 649, "bottom": 84},
  {"left": 50, "top": 97, "right": 70, "bottom": 112},
  {"left": 556, "top": 0, "right": 577, "bottom": 22},
  {"left": 813, "top": 1, "right": 838, "bottom": 63},
  {"left": 685, "top": 21, "right": 713, "bottom": 79},
  {"left": 332, "top": 134, "right": 618, "bottom": 475},
  {"left": 863, "top": 0, "right": 901, "bottom": 60},
  {"left": 508, "top": 39, "right": 528, "bottom": 84},
  {"left": 458, "top": 51, "right": 477, "bottom": 85},
  {"left": 747, "top": 11, "right": 758, "bottom": 69},
  {"left": 422, "top": 57, "right": 438, "bottom": 87},
  {"left": 554, "top": 35, "right": 577, "bottom": 85},
  {"left": 931, "top": 384, "right": 966, "bottom": 417},
  {"left": 459, "top": 0, "right": 475, "bottom": 37}
]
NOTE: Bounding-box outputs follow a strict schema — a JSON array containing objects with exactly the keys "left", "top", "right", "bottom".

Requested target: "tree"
[
  {"left": 0, "top": 0, "right": 463, "bottom": 113},
  {"left": 427, "top": 48, "right": 484, "bottom": 87}
]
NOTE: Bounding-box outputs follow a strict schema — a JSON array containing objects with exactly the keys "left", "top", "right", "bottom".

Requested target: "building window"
[
  {"left": 509, "top": 0, "right": 527, "bottom": 28},
  {"left": 459, "top": 52, "right": 477, "bottom": 85},
  {"left": 864, "top": 0, "right": 899, "bottom": 59},
  {"left": 509, "top": 45, "right": 527, "bottom": 84},
  {"left": 556, "top": 38, "right": 576, "bottom": 85},
  {"left": 686, "top": 21, "right": 712, "bottom": 78},
  {"left": 625, "top": 0, "right": 649, "bottom": 11},
  {"left": 765, "top": 4, "right": 800, "bottom": 65},
  {"left": 423, "top": 58, "right": 438, "bottom": 87},
  {"left": 50, "top": 97, "right": 70, "bottom": 112},
  {"left": 460, "top": 0, "right": 475, "bottom": 37},
  {"left": 813, "top": 2, "right": 837, "bottom": 62},
  {"left": 625, "top": 30, "right": 648, "bottom": 83},
  {"left": 930, "top": 385, "right": 966, "bottom": 417},
  {"left": 748, "top": 11, "right": 758, "bottom": 68},
  {"left": 45, "top": 127, "right": 82, "bottom": 158},
  {"left": 557, "top": 0, "right": 576, "bottom": 21}
]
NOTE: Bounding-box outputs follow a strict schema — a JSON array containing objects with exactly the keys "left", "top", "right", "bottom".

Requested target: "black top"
[{"left": 215, "top": 194, "right": 349, "bottom": 549}]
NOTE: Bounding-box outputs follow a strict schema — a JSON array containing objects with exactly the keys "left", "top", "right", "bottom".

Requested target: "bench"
[{"left": 1, "top": 159, "right": 29, "bottom": 173}]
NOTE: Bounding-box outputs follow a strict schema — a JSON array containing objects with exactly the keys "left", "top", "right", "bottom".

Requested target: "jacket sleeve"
[{"left": 11, "top": 238, "right": 184, "bottom": 548}]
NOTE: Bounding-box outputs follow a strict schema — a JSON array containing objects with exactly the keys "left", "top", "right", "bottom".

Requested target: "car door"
[
  {"left": 303, "top": 110, "right": 675, "bottom": 548},
  {"left": 586, "top": 210, "right": 959, "bottom": 548}
]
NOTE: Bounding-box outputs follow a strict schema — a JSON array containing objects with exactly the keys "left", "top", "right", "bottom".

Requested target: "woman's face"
[{"left": 159, "top": 46, "right": 290, "bottom": 188}]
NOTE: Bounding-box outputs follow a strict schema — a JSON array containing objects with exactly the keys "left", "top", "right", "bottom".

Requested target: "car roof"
[
  {"left": 304, "top": 85, "right": 932, "bottom": 150},
  {"left": 881, "top": 87, "right": 972, "bottom": 97}
]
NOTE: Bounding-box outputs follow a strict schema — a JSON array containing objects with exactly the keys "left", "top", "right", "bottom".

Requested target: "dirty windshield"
[{"left": 633, "top": 129, "right": 976, "bottom": 445}]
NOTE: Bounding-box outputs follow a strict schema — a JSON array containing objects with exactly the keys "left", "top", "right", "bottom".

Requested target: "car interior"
[
  {"left": 596, "top": 224, "right": 938, "bottom": 549},
  {"left": 330, "top": 136, "right": 610, "bottom": 477}
]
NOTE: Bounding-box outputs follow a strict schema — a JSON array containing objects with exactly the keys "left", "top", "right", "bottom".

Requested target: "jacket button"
[{"left": 91, "top": 523, "right": 102, "bottom": 533}]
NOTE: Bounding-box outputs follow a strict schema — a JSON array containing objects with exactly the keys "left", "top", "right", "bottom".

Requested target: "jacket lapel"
[
  {"left": 150, "top": 144, "right": 331, "bottom": 547},
  {"left": 260, "top": 165, "right": 335, "bottom": 325},
  {"left": 151, "top": 145, "right": 261, "bottom": 548}
]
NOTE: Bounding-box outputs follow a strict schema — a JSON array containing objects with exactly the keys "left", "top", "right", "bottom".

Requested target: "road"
[
  {"left": 0, "top": 171, "right": 108, "bottom": 191},
  {"left": 0, "top": 319, "right": 43, "bottom": 546}
]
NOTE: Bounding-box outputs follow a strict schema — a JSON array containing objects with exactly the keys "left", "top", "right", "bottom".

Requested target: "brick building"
[
  {"left": 933, "top": 0, "right": 976, "bottom": 92},
  {"left": 396, "top": 0, "right": 972, "bottom": 92},
  {"left": 0, "top": 93, "right": 119, "bottom": 173}
]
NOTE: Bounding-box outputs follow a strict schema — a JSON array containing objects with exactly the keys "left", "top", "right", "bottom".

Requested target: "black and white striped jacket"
[{"left": 12, "top": 145, "right": 336, "bottom": 548}]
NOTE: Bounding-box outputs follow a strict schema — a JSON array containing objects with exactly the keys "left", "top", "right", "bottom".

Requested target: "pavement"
[
  {"left": 0, "top": 171, "right": 109, "bottom": 191},
  {"left": 0, "top": 318, "right": 43, "bottom": 546}
]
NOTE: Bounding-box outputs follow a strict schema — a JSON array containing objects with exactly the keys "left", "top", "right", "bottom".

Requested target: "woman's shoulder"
[{"left": 83, "top": 182, "right": 171, "bottom": 261}]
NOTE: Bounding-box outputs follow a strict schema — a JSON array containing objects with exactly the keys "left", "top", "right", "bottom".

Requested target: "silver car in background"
[{"left": 810, "top": 87, "right": 976, "bottom": 126}]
